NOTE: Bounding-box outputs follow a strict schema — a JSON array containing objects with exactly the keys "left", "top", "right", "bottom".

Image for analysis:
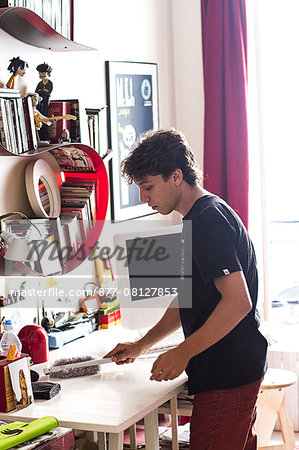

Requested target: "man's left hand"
[{"left": 150, "top": 346, "right": 189, "bottom": 382}]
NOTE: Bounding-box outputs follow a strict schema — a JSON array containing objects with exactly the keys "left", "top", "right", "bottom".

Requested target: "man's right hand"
[{"left": 103, "top": 341, "right": 145, "bottom": 365}]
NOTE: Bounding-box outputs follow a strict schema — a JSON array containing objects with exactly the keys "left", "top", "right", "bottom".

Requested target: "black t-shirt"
[{"left": 179, "top": 194, "right": 268, "bottom": 394}]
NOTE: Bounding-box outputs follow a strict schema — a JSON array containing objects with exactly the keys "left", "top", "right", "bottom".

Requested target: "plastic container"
[
  {"left": 18, "top": 325, "right": 48, "bottom": 364},
  {"left": 0, "top": 320, "right": 22, "bottom": 355}
]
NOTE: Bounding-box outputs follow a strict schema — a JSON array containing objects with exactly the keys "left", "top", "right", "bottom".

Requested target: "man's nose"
[{"left": 140, "top": 190, "right": 149, "bottom": 203}]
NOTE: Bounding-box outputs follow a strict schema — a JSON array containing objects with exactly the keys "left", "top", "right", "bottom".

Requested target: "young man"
[{"left": 105, "top": 128, "right": 268, "bottom": 449}]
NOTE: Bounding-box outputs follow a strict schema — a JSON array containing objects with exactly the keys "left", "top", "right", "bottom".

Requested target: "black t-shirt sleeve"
[{"left": 190, "top": 207, "right": 242, "bottom": 284}]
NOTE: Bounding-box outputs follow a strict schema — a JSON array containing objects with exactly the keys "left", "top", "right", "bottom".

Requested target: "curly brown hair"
[{"left": 120, "top": 128, "right": 202, "bottom": 186}]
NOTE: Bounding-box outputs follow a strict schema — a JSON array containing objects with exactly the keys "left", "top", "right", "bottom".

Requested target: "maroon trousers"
[{"left": 190, "top": 379, "right": 262, "bottom": 450}]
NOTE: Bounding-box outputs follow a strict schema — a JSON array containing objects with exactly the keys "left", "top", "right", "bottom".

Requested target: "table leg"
[
  {"left": 86, "top": 431, "right": 97, "bottom": 442},
  {"left": 170, "top": 396, "right": 179, "bottom": 450},
  {"left": 97, "top": 432, "right": 107, "bottom": 450},
  {"left": 109, "top": 431, "right": 124, "bottom": 450},
  {"left": 144, "top": 408, "right": 159, "bottom": 450}
]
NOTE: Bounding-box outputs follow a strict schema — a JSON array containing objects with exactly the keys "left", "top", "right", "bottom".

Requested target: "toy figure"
[
  {"left": 35, "top": 62, "right": 53, "bottom": 117},
  {"left": 6, "top": 57, "right": 28, "bottom": 89},
  {"left": 30, "top": 93, "right": 52, "bottom": 144},
  {"left": 59, "top": 128, "right": 71, "bottom": 143},
  {"left": 35, "top": 62, "right": 53, "bottom": 140}
]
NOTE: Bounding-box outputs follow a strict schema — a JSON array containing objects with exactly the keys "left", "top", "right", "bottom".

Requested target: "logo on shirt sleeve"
[{"left": 223, "top": 269, "right": 230, "bottom": 275}]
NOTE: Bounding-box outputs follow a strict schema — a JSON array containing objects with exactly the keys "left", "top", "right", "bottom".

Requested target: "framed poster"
[{"left": 105, "top": 61, "right": 159, "bottom": 221}]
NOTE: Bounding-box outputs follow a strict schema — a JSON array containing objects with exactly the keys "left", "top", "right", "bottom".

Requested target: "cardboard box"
[{"left": 0, "top": 354, "right": 30, "bottom": 412}]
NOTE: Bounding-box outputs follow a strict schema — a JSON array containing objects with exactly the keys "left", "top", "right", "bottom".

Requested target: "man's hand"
[
  {"left": 103, "top": 341, "right": 144, "bottom": 365},
  {"left": 150, "top": 346, "right": 189, "bottom": 382}
]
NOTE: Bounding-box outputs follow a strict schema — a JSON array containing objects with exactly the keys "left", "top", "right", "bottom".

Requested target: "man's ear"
[{"left": 172, "top": 169, "right": 183, "bottom": 184}]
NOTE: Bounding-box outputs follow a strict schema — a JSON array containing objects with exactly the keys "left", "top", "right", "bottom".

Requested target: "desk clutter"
[
  {"left": 0, "top": 419, "right": 75, "bottom": 449},
  {"left": 38, "top": 293, "right": 121, "bottom": 350},
  {"left": 0, "top": 351, "right": 62, "bottom": 413},
  {"left": 0, "top": 354, "right": 32, "bottom": 413},
  {"left": 31, "top": 381, "right": 61, "bottom": 400},
  {"left": 0, "top": 416, "right": 58, "bottom": 450}
]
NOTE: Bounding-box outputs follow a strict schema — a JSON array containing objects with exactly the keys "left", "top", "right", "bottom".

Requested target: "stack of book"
[
  {"left": 55, "top": 213, "right": 82, "bottom": 259},
  {"left": 60, "top": 181, "right": 97, "bottom": 241},
  {"left": 38, "top": 179, "right": 51, "bottom": 216},
  {"left": 86, "top": 106, "right": 107, "bottom": 157},
  {"left": 0, "top": 88, "right": 37, "bottom": 154},
  {"left": 50, "top": 146, "right": 95, "bottom": 172},
  {"left": 50, "top": 146, "right": 98, "bottom": 249},
  {"left": 2, "top": 219, "right": 51, "bottom": 241}
]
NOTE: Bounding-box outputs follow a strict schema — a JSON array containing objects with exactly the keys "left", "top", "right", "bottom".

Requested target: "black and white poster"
[{"left": 106, "top": 61, "right": 159, "bottom": 221}]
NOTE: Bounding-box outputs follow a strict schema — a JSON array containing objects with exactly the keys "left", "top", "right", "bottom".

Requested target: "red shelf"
[
  {"left": 0, "top": 7, "right": 95, "bottom": 51},
  {"left": 49, "top": 143, "right": 109, "bottom": 275},
  {"left": 2, "top": 144, "right": 109, "bottom": 276},
  {"left": 0, "top": 141, "right": 77, "bottom": 157},
  {"left": 58, "top": 144, "right": 109, "bottom": 222}
]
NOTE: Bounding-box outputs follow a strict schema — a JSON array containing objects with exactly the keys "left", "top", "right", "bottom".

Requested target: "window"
[{"left": 247, "top": 0, "right": 299, "bottom": 322}]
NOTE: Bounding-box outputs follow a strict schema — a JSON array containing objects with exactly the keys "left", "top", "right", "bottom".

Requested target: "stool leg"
[
  {"left": 278, "top": 395, "right": 296, "bottom": 450},
  {"left": 129, "top": 424, "right": 137, "bottom": 449}
]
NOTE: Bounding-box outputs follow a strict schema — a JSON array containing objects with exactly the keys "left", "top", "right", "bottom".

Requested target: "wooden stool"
[
  {"left": 256, "top": 368, "right": 297, "bottom": 450},
  {"left": 158, "top": 395, "right": 193, "bottom": 450}
]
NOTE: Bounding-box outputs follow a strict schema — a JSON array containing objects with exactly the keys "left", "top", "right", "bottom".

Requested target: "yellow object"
[
  {"left": 6, "top": 74, "right": 16, "bottom": 89},
  {"left": 101, "top": 322, "right": 116, "bottom": 329},
  {"left": 7, "top": 344, "right": 20, "bottom": 361},
  {"left": 40, "top": 277, "right": 57, "bottom": 290}
]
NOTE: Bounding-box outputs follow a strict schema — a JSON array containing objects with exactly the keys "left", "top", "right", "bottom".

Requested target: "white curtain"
[{"left": 246, "top": 0, "right": 299, "bottom": 322}]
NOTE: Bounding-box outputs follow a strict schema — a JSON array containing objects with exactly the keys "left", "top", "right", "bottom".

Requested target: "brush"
[{"left": 44, "top": 356, "right": 112, "bottom": 378}]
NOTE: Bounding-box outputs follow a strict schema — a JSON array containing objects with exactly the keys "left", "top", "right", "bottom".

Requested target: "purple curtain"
[{"left": 201, "top": 0, "right": 249, "bottom": 228}]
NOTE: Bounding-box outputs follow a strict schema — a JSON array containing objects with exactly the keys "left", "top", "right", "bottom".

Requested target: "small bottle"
[{"left": 0, "top": 320, "right": 22, "bottom": 355}]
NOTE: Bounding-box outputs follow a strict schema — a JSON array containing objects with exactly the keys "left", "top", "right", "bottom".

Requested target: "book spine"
[
  {"left": 26, "top": 96, "right": 38, "bottom": 149},
  {"left": 22, "top": 96, "right": 37, "bottom": 150},
  {"left": 11, "top": 98, "right": 23, "bottom": 154},
  {"left": 69, "top": 100, "right": 80, "bottom": 142},
  {"left": 0, "top": 98, "right": 8, "bottom": 150},
  {"left": 16, "top": 97, "right": 29, "bottom": 153},
  {"left": 4, "top": 99, "right": 17, "bottom": 154}
]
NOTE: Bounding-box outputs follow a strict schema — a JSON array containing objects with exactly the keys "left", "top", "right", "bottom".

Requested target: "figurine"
[
  {"left": 30, "top": 93, "right": 52, "bottom": 144},
  {"left": 35, "top": 62, "right": 53, "bottom": 117},
  {"left": 35, "top": 62, "right": 53, "bottom": 140},
  {"left": 6, "top": 56, "right": 28, "bottom": 89},
  {"left": 59, "top": 128, "right": 71, "bottom": 143}
]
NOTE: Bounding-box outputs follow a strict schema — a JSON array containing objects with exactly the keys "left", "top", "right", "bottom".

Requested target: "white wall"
[
  {"left": 0, "top": 1, "right": 204, "bottom": 313},
  {"left": 172, "top": 0, "right": 204, "bottom": 168},
  {"left": 0, "top": 0, "right": 204, "bottom": 215}
]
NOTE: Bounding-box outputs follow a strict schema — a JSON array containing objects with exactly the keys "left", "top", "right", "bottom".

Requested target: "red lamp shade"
[{"left": 18, "top": 325, "right": 49, "bottom": 364}]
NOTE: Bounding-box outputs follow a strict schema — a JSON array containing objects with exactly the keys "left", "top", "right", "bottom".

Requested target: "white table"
[{"left": 0, "top": 327, "right": 188, "bottom": 450}]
